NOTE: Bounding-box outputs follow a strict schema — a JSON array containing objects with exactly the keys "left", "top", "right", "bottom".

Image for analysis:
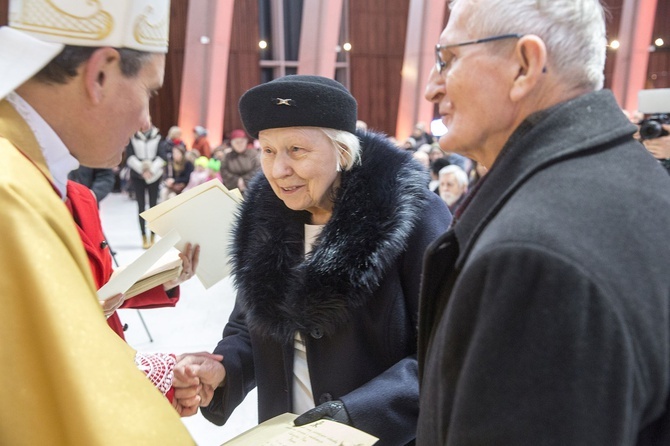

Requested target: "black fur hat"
[{"left": 238, "top": 75, "right": 358, "bottom": 139}]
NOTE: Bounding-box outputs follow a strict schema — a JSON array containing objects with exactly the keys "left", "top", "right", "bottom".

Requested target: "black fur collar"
[{"left": 231, "top": 131, "right": 430, "bottom": 343}]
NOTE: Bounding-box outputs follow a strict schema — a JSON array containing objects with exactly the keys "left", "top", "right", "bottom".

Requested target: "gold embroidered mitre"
[{"left": 9, "top": 0, "right": 170, "bottom": 53}]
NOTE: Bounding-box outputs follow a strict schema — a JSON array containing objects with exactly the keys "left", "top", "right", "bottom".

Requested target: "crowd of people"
[
  {"left": 1, "top": 0, "right": 669, "bottom": 445},
  {"left": 118, "top": 124, "right": 262, "bottom": 248}
]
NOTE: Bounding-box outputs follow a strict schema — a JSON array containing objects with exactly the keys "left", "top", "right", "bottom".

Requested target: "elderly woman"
[
  {"left": 220, "top": 128, "right": 260, "bottom": 194},
  {"left": 174, "top": 75, "right": 451, "bottom": 445}
]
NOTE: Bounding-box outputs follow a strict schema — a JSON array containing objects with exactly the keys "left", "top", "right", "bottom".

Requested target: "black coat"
[
  {"left": 417, "top": 90, "right": 670, "bottom": 445},
  {"left": 202, "top": 131, "right": 451, "bottom": 445}
]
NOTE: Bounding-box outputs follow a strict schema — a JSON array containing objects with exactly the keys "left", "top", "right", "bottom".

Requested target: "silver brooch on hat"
[{"left": 272, "top": 98, "right": 295, "bottom": 106}]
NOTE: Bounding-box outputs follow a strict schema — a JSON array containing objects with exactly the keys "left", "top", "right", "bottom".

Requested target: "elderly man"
[
  {"left": 0, "top": 0, "right": 193, "bottom": 444},
  {"left": 418, "top": 0, "right": 670, "bottom": 444},
  {"left": 438, "top": 164, "right": 469, "bottom": 212}
]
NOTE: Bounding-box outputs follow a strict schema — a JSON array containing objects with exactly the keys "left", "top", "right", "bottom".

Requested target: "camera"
[
  {"left": 639, "top": 114, "right": 670, "bottom": 140},
  {"left": 637, "top": 89, "right": 670, "bottom": 140}
]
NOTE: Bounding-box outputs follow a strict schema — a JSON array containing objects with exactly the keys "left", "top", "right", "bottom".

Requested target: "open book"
[
  {"left": 221, "top": 413, "right": 378, "bottom": 445},
  {"left": 98, "top": 230, "right": 181, "bottom": 301},
  {"left": 113, "top": 249, "right": 183, "bottom": 299}
]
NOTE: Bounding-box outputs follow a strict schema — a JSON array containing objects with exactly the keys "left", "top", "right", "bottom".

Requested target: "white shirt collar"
[{"left": 5, "top": 92, "right": 79, "bottom": 199}]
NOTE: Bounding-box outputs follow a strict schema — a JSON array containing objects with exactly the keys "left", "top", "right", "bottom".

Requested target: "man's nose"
[
  {"left": 424, "top": 67, "right": 445, "bottom": 103},
  {"left": 139, "top": 115, "right": 152, "bottom": 133}
]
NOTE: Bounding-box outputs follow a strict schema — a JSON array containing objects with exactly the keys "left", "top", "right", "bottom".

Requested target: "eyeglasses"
[{"left": 435, "top": 33, "right": 524, "bottom": 74}]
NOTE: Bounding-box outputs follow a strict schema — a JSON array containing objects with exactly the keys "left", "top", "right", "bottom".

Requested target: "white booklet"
[
  {"left": 140, "top": 180, "right": 242, "bottom": 289},
  {"left": 221, "top": 413, "right": 378, "bottom": 446},
  {"left": 97, "top": 229, "right": 180, "bottom": 300}
]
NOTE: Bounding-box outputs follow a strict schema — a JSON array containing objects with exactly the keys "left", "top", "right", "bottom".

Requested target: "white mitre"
[{"left": 0, "top": 0, "right": 170, "bottom": 100}]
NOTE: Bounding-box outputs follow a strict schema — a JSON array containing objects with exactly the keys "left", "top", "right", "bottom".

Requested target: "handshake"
[
  {"left": 171, "top": 352, "right": 226, "bottom": 417},
  {"left": 170, "top": 353, "right": 351, "bottom": 426}
]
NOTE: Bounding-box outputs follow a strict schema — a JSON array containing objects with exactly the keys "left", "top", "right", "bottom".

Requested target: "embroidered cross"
[{"left": 272, "top": 98, "right": 294, "bottom": 106}]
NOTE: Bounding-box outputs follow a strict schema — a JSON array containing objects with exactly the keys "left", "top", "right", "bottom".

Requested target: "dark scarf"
[{"left": 231, "top": 130, "right": 431, "bottom": 343}]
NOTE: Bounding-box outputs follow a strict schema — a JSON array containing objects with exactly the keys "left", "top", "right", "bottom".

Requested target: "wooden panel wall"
[
  {"left": 150, "top": 0, "right": 189, "bottom": 137},
  {"left": 349, "top": 0, "right": 410, "bottom": 136},
  {"left": 223, "top": 0, "right": 261, "bottom": 139},
  {"left": 0, "top": 0, "right": 7, "bottom": 24},
  {"left": 602, "top": 0, "right": 624, "bottom": 89},
  {"left": 647, "top": 0, "right": 670, "bottom": 89},
  {"left": 1, "top": 0, "right": 668, "bottom": 134}
]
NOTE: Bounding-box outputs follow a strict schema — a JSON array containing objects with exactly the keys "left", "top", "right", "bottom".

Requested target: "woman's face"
[
  {"left": 172, "top": 147, "right": 183, "bottom": 161},
  {"left": 231, "top": 137, "right": 247, "bottom": 153},
  {"left": 259, "top": 127, "right": 340, "bottom": 224}
]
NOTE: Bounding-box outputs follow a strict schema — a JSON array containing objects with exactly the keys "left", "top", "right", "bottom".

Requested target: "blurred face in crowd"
[
  {"left": 231, "top": 137, "right": 248, "bottom": 154},
  {"left": 424, "top": 2, "right": 519, "bottom": 167},
  {"left": 413, "top": 150, "right": 430, "bottom": 169},
  {"left": 172, "top": 147, "right": 184, "bottom": 162},
  {"left": 439, "top": 172, "right": 467, "bottom": 206},
  {"left": 259, "top": 127, "right": 341, "bottom": 225},
  {"left": 429, "top": 146, "right": 445, "bottom": 163}
]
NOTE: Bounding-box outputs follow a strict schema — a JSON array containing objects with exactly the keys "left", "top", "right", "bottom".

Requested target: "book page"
[
  {"left": 221, "top": 413, "right": 378, "bottom": 446},
  {"left": 141, "top": 180, "right": 241, "bottom": 289},
  {"left": 97, "top": 229, "right": 180, "bottom": 300}
]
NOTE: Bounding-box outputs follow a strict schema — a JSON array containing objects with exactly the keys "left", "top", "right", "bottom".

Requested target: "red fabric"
[
  {"left": 66, "top": 181, "right": 180, "bottom": 340},
  {"left": 192, "top": 136, "right": 211, "bottom": 158},
  {"left": 165, "top": 386, "right": 175, "bottom": 404}
]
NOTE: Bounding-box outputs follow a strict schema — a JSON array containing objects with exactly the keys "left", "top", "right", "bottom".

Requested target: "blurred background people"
[
  {"left": 161, "top": 144, "right": 194, "bottom": 201},
  {"left": 68, "top": 166, "right": 116, "bottom": 204},
  {"left": 164, "top": 125, "right": 187, "bottom": 153},
  {"left": 438, "top": 164, "right": 469, "bottom": 212},
  {"left": 429, "top": 156, "right": 450, "bottom": 194},
  {"left": 126, "top": 119, "right": 167, "bottom": 248},
  {"left": 192, "top": 125, "right": 212, "bottom": 158},
  {"left": 183, "top": 156, "right": 211, "bottom": 191},
  {"left": 220, "top": 128, "right": 260, "bottom": 194},
  {"left": 412, "top": 149, "right": 430, "bottom": 170}
]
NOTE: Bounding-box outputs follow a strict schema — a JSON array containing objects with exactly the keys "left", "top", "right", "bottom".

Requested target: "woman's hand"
[{"left": 163, "top": 243, "right": 201, "bottom": 291}]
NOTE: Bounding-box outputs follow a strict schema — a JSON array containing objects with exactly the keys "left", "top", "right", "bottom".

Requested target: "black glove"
[{"left": 294, "top": 400, "right": 351, "bottom": 426}]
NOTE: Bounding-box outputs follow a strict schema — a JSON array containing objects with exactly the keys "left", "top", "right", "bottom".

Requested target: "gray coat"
[{"left": 417, "top": 90, "right": 670, "bottom": 445}]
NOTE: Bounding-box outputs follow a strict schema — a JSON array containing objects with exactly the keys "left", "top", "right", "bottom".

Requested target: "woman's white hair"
[
  {"left": 320, "top": 128, "right": 362, "bottom": 172},
  {"left": 450, "top": 0, "right": 607, "bottom": 91},
  {"left": 166, "top": 125, "right": 182, "bottom": 140}
]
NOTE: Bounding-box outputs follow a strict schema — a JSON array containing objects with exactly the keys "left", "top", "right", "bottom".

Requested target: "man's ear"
[
  {"left": 509, "top": 35, "right": 547, "bottom": 103},
  {"left": 82, "top": 47, "right": 121, "bottom": 104}
]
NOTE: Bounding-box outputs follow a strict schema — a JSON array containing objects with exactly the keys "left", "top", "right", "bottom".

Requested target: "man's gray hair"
[
  {"left": 439, "top": 164, "right": 469, "bottom": 187},
  {"left": 320, "top": 128, "right": 362, "bottom": 171},
  {"left": 450, "top": 0, "right": 607, "bottom": 91}
]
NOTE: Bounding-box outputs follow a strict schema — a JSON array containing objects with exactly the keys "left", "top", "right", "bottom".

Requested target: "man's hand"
[
  {"left": 99, "top": 293, "right": 125, "bottom": 318},
  {"left": 172, "top": 352, "right": 225, "bottom": 417},
  {"left": 643, "top": 124, "right": 670, "bottom": 159},
  {"left": 163, "top": 243, "right": 201, "bottom": 291},
  {"left": 294, "top": 400, "right": 351, "bottom": 426}
]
